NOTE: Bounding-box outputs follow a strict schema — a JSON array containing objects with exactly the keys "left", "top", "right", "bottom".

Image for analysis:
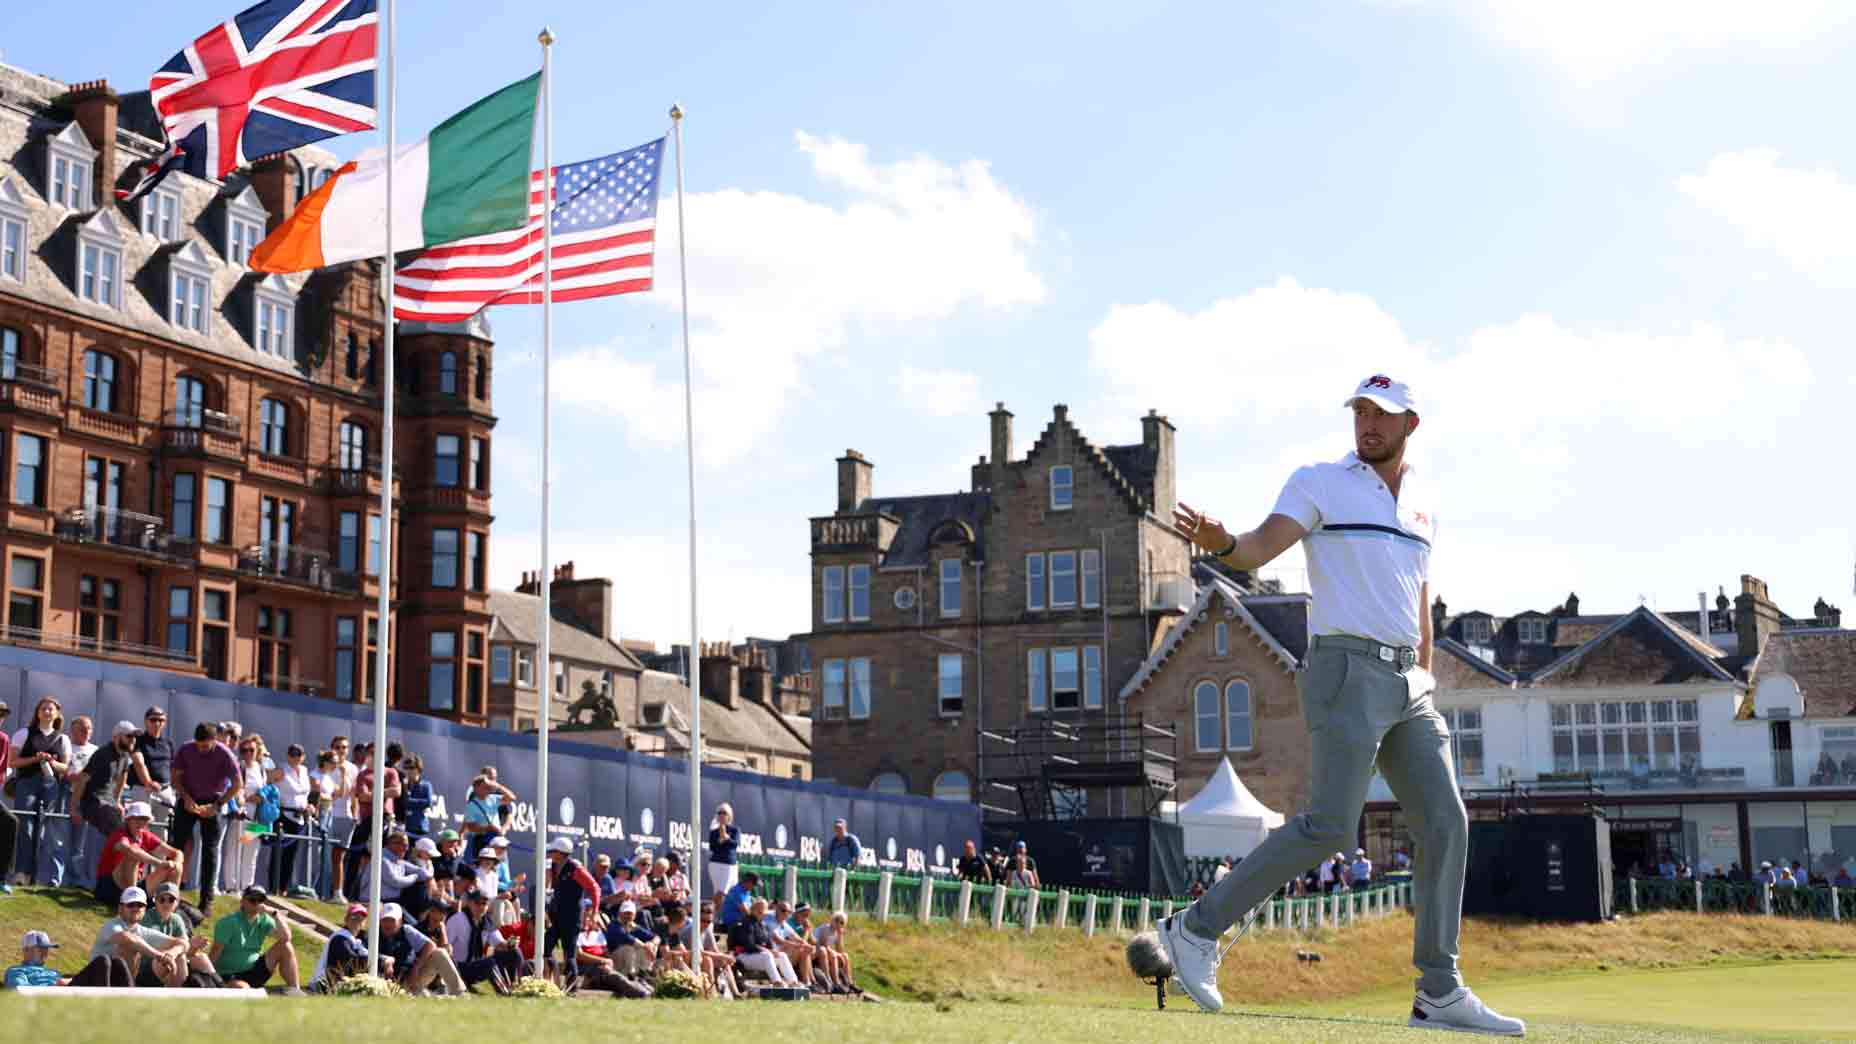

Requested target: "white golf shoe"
[
  {"left": 1409, "top": 986, "right": 1526, "bottom": 1036},
  {"left": 1157, "top": 914, "right": 1222, "bottom": 1012}
]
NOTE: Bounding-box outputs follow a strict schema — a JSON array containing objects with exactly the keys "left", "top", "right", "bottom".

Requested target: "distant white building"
[{"left": 1362, "top": 576, "right": 1855, "bottom": 880}]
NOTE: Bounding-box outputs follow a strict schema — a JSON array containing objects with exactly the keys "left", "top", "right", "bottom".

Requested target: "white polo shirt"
[{"left": 1270, "top": 452, "right": 1435, "bottom": 648}]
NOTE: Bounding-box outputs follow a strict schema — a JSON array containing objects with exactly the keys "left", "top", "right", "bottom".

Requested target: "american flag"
[
  {"left": 149, "top": 0, "right": 378, "bottom": 183},
  {"left": 393, "top": 138, "right": 664, "bottom": 323}
]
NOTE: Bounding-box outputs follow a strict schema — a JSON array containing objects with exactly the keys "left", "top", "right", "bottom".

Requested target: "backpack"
[{"left": 256, "top": 783, "right": 282, "bottom": 826}]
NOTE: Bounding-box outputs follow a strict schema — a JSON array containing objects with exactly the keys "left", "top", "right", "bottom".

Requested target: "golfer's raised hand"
[{"left": 1173, "top": 501, "right": 1232, "bottom": 555}]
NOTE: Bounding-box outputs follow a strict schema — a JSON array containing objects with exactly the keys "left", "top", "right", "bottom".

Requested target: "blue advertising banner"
[{"left": 2, "top": 645, "right": 977, "bottom": 881}]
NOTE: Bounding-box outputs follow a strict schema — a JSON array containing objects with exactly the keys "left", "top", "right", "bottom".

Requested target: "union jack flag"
[{"left": 149, "top": 0, "right": 378, "bottom": 183}]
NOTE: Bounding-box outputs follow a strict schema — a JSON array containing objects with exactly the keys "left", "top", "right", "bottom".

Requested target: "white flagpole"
[
  {"left": 670, "top": 104, "right": 704, "bottom": 900},
  {"left": 533, "top": 25, "right": 556, "bottom": 980},
  {"left": 366, "top": 0, "right": 397, "bottom": 977}
]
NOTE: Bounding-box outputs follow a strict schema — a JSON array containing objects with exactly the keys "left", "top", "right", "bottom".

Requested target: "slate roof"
[
  {"left": 1529, "top": 607, "right": 1736, "bottom": 686},
  {"left": 1434, "top": 638, "right": 1517, "bottom": 688},
  {"left": 487, "top": 591, "right": 644, "bottom": 671},
  {"left": 633, "top": 669, "right": 811, "bottom": 755},
  {"left": 1748, "top": 630, "right": 1856, "bottom": 718},
  {"left": 1101, "top": 442, "right": 1158, "bottom": 507},
  {"left": 858, "top": 492, "right": 989, "bottom": 568}
]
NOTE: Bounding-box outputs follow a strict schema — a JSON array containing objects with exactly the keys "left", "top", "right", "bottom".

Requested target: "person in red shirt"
[
  {"left": 95, "top": 802, "right": 184, "bottom": 908},
  {"left": 344, "top": 743, "right": 402, "bottom": 901}
]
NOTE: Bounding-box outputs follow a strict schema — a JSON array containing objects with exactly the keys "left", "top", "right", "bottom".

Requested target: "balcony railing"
[
  {"left": 54, "top": 505, "right": 195, "bottom": 560},
  {"left": 161, "top": 408, "right": 244, "bottom": 458},
  {"left": 811, "top": 514, "right": 882, "bottom": 549},
  {"left": 323, "top": 453, "right": 395, "bottom": 494},
  {"left": 1773, "top": 750, "right": 1796, "bottom": 788},
  {"left": 0, "top": 623, "right": 194, "bottom": 666},
  {"left": 1, "top": 360, "right": 59, "bottom": 391},
  {"left": 236, "top": 541, "right": 360, "bottom": 595},
  {"left": 163, "top": 407, "right": 241, "bottom": 436}
]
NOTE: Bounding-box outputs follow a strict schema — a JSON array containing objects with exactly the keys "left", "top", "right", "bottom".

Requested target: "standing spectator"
[
  {"left": 212, "top": 723, "right": 245, "bottom": 891},
  {"left": 1011, "top": 840, "right": 1038, "bottom": 876},
  {"left": 71, "top": 721, "right": 137, "bottom": 841},
  {"left": 461, "top": 774, "right": 513, "bottom": 861},
  {"left": 90, "top": 886, "right": 189, "bottom": 986},
  {"left": 542, "top": 837, "right": 601, "bottom": 972},
  {"left": 718, "top": 870, "right": 759, "bottom": 928},
  {"left": 592, "top": 853, "right": 620, "bottom": 917},
  {"left": 446, "top": 889, "right": 524, "bottom": 990},
  {"left": 7, "top": 929, "right": 134, "bottom": 989},
  {"left": 323, "top": 736, "right": 357, "bottom": 902},
  {"left": 9, "top": 697, "right": 70, "bottom": 885},
  {"left": 827, "top": 818, "right": 862, "bottom": 870},
  {"left": 1006, "top": 850, "right": 1038, "bottom": 891},
  {"left": 209, "top": 886, "right": 304, "bottom": 993},
  {"left": 1833, "top": 866, "right": 1854, "bottom": 888},
  {"left": 270, "top": 745, "right": 311, "bottom": 895},
  {"left": 312, "top": 904, "right": 370, "bottom": 991},
  {"left": 170, "top": 722, "right": 241, "bottom": 916},
  {"left": 63, "top": 715, "right": 98, "bottom": 888},
  {"left": 708, "top": 803, "right": 740, "bottom": 896},
  {"left": 1318, "top": 851, "right": 1338, "bottom": 893},
  {"left": 129, "top": 707, "right": 174, "bottom": 812},
  {"left": 375, "top": 902, "right": 466, "bottom": 995},
  {"left": 0, "top": 702, "right": 11, "bottom": 893},
  {"left": 956, "top": 840, "right": 993, "bottom": 884},
  {"left": 94, "top": 802, "right": 183, "bottom": 907},
  {"left": 728, "top": 897, "right": 801, "bottom": 986},
  {"left": 228, "top": 735, "right": 271, "bottom": 891},
  {"left": 1350, "top": 848, "right": 1373, "bottom": 888},
  {"left": 809, "top": 910, "right": 859, "bottom": 994},
  {"left": 986, "top": 846, "right": 1008, "bottom": 884},
  {"left": 345, "top": 744, "right": 401, "bottom": 899},
  {"left": 398, "top": 755, "right": 434, "bottom": 838}
]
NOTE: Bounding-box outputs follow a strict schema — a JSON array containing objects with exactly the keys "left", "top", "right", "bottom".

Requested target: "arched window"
[
  {"left": 339, "top": 420, "right": 368, "bottom": 471},
  {"left": 1225, "top": 680, "right": 1253, "bottom": 751},
  {"left": 439, "top": 351, "right": 458, "bottom": 395},
  {"left": 82, "top": 349, "right": 117, "bottom": 411},
  {"left": 173, "top": 375, "right": 206, "bottom": 426},
  {"left": 258, "top": 397, "right": 289, "bottom": 456},
  {"left": 344, "top": 333, "right": 359, "bottom": 379},
  {"left": 869, "top": 771, "right": 908, "bottom": 796},
  {"left": 932, "top": 770, "right": 971, "bottom": 803},
  {"left": 1193, "top": 681, "right": 1221, "bottom": 753}
]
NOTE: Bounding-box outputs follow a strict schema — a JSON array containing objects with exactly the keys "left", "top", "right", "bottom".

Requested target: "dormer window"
[
  {"left": 1517, "top": 617, "right": 1550, "bottom": 645},
  {"left": 45, "top": 123, "right": 95, "bottom": 211},
  {"left": 141, "top": 189, "right": 182, "bottom": 241},
  {"left": 252, "top": 274, "right": 295, "bottom": 359},
  {"left": 167, "top": 242, "right": 214, "bottom": 335},
  {"left": 223, "top": 186, "right": 268, "bottom": 267},
  {"left": 0, "top": 176, "right": 27, "bottom": 283},
  {"left": 75, "top": 209, "right": 128, "bottom": 310},
  {"left": 1461, "top": 617, "right": 1492, "bottom": 645}
]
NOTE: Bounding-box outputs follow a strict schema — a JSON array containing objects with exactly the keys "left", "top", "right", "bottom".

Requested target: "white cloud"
[
  {"left": 1678, "top": 149, "right": 1856, "bottom": 273},
  {"left": 551, "top": 131, "right": 1044, "bottom": 466},
  {"left": 892, "top": 365, "right": 985, "bottom": 418}
]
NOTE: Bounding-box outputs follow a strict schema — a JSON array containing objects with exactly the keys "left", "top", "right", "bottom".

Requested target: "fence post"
[
  {"left": 831, "top": 867, "right": 848, "bottom": 912},
  {"left": 1109, "top": 895, "right": 1125, "bottom": 935},
  {"left": 991, "top": 884, "right": 1007, "bottom": 930},
  {"left": 917, "top": 874, "right": 935, "bottom": 924},
  {"left": 1082, "top": 893, "right": 1098, "bottom": 937},
  {"left": 1023, "top": 889, "right": 1039, "bottom": 934},
  {"left": 1694, "top": 879, "right": 1703, "bottom": 914},
  {"left": 1761, "top": 882, "right": 1772, "bottom": 916},
  {"left": 1137, "top": 897, "right": 1152, "bottom": 933},
  {"left": 1264, "top": 897, "right": 1276, "bottom": 931},
  {"left": 957, "top": 880, "right": 974, "bottom": 926},
  {"left": 784, "top": 864, "right": 799, "bottom": 907},
  {"left": 1314, "top": 895, "right": 1325, "bottom": 930},
  {"left": 1832, "top": 887, "right": 1840, "bottom": 923},
  {"left": 1629, "top": 878, "right": 1639, "bottom": 914},
  {"left": 877, "top": 872, "right": 894, "bottom": 922},
  {"left": 1055, "top": 889, "right": 1071, "bottom": 931}
]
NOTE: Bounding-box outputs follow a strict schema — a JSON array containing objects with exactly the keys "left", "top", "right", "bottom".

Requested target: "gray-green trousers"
[{"left": 1182, "top": 638, "right": 1468, "bottom": 998}]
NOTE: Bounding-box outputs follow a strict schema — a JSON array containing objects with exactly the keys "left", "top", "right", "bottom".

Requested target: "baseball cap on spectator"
[
  {"left": 21, "top": 930, "right": 58, "bottom": 949},
  {"left": 594, "top": 853, "right": 612, "bottom": 865},
  {"left": 489, "top": 837, "right": 512, "bottom": 849},
  {"left": 834, "top": 818, "right": 847, "bottom": 826},
  {"left": 1356, "top": 848, "right": 1367, "bottom": 856},
  {"left": 794, "top": 902, "right": 810, "bottom": 914},
  {"left": 144, "top": 706, "right": 165, "bottom": 719},
  {"left": 437, "top": 829, "right": 461, "bottom": 843},
  {"left": 1014, "top": 841, "right": 1027, "bottom": 851},
  {"left": 120, "top": 886, "right": 148, "bottom": 906},
  {"left": 112, "top": 720, "right": 138, "bottom": 739},
  {"left": 619, "top": 900, "right": 637, "bottom": 914},
  {"left": 380, "top": 903, "right": 404, "bottom": 922},
  {"left": 346, "top": 903, "right": 368, "bottom": 919},
  {"left": 125, "top": 801, "right": 153, "bottom": 821},
  {"left": 465, "top": 889, "right": 489, "bottom": 902},
  {"left": 546, "top": 837, "right": 574, "bottom": 855},
  {"left": 414, "top": 837, "right": 438, "bottom": 856},
  {"left": 154, "top": 882, "right": 180, "bottom": 900},
  {"left": 242, "top": 885, "right": 268, "bottom": 903},
  {"left": 1343, "top": 374, "right": 1417, "bottom": 414},
  {"left": 477, "top": 847, "right": 502, "bottom": 862}
]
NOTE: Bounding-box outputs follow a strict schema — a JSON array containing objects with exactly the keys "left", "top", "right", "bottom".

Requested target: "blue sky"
[{"left": 10, "top": 1, "right": 1855, "bottom": 646}]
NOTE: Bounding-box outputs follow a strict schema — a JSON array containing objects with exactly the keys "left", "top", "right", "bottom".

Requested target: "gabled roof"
[
  {"left": 858, "top": 491, "right": 989, "bottom": 569},
  {"left": 168, "top": 239, "right": 215, "bottom": 270},
  {"left": 1023, "top": 408, "right": 1151, "bottom": 516},
  {"left": 0, "top": 173, "right": 26, "bottom": 211},
  {"left": 78, "top": 206, "right": 129, "bottom": 240},
  {"left": 1747, "top": 629, "right": 1856, "bottom": 718},
  {"left": 1434, "top": 637, "right": 1517, "bottom": 688},
  {"left": 1119, "top": 574, "right": 1298, "bottom": 704},
  {"left": 46, "top": 121, "right": 93, "bottom": 153},
  {"left": 225, "top": 184, "right": 267, "bottom": 217},
  {"left": 487, "top": 590, "right": 644, "bottom": 672},
  {"left": 1530, "top": 606, "right": 1735, "bottom": 685},
  {"left": 634, "top": 669, "right": 811, "bottom": 756}
]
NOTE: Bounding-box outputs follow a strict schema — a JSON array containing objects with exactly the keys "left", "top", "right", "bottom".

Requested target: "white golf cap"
[
  {"left": 414, "top": 837, "right": 438, "bottom": 855},
  {"left": 477, "top": 847, "right": 502, "bottom": 861},
  {"left": 380, "top": 902, "right": 404, "bottom": 921},
  {"left": 619, "top": 900, "right": 638, "bottom": 913},
  {"left": 124, "top": 801, "right": 153, "bottom": 820},
  {"left": 112, "top": 720, "right": 138, "bottom": 739},
  {"left": 1343, "top": 373, "right": 1417, "bottom": 414},
  {"left": 1355, "top": 848, "right": 1366, "bottom": 856},
  {"left": 547, "top": 837, "right": 574, "bottom": 854},
  {"left": 119, "top": 886, "right": 148, "bottom": 905},
  {"left": 489, "top": 837, "right": 511, "bottom": 848}
]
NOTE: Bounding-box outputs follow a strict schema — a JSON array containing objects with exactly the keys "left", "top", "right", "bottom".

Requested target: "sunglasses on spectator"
[{"left": 156, "top": 896, "right": 178, "bottom": 904}]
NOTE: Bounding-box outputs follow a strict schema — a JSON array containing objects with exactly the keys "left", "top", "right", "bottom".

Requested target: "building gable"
[
  {"left": 1020, "top": 404, "right": 1151, "bottom": 518},
  {"left": 1120, "top": 577, "right": 1298, "bottom": 706},
  {"left": 1531, "top": 608, "right": 1733, "bottom": 687}
]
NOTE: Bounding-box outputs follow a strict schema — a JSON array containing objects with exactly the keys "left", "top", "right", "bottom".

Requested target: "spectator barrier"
[{"left": 1616, "top": 876, "right": 1852, "bottom": 924}]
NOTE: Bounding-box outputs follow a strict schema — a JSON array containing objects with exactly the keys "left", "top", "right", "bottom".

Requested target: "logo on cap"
[{"left": 1365, "top": 375, "right": 1392, "bottom": 389}]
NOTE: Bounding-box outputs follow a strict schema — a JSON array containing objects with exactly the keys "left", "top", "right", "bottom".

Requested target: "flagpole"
[
  {"left": 670, "top": 104, "right": 704, "bottom": 901},
  {"left": 366, "top": 0, "right": 397, "bottom": 977},
  {"left": 533, "top": 25, "right": 556, "bottom": 980}
]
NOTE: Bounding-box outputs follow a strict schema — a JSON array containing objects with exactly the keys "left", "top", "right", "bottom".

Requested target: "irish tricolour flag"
[{"left": 252, "top": 72, "right": 540, "bottom": 273}]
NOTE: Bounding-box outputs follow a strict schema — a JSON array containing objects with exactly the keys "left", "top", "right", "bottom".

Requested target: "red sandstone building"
[{"left": 0, "top": 63, "right": 496, "bottom": 722}]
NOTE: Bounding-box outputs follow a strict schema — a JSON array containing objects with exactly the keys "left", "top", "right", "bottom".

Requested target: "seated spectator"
[
  {"left": 663, "top": 852, "right": 691, "bottom": 905},
  {"left": 368, "top": 831, "right": 438, "bottom": 920},
  {"left": 312, "top": 904, "right": 370, "bottom": 992},
  {"left": 810, "top": 910, "right": 859, "bottom": 994},
  {"left": 727, "top": 897, "right": 801, "bottom": 986},
  {"left": 210, "top": 886, "right": 304, "bottom": 994},
  {"left": 471, "top": 845, "right": 504, "bottom": 903},
  {"left": 143, "top": 882, "right": 218, "bottom": 987},
  {"left": 94, "top": 802, "right": 184, "bottom": 908},
  {"left": 1188, "top": 881, "right": 1206, "bottom": 901},
  {"left": 89, "top": 886, "right": 189, "bottom": 987},
  {"left": 764, "top": 899, "right": 823, "bottom": 992},
  {"left": 718, "top": 870, "right": 759, "bottom": 928},
  {"left": 650, "top": 855, "right": 688, "bottom": 913},
  {"left": 659, "top": 903, "right": 695, "bottom": 976},
  {"left": 606, "top": 900, "right": 661, "bottom": 977},
  {"left": 1214, "top": 857, "right": 1233, "bottom": 883},
  {"left": 431, "top": 830, "right": 468, "bottom": 906},
  {"left": 787, "top": 903, "right": 844, "bottom": 993},
  {"left": 572, "top": 912, "right": 652, "bottom": 997},
  {"left": 696, "top": 901, "right": 741, "bottom": 998},
  {"left": 377, "top": 902, "right": 466, "bottom": 995},
  {"left": 446, "top": 889, "right": 525, "bottom": 992},
  {"left": 956, "top": 840, "right": 992, "bottom": 884},
  {"left": 7, "top": 930, "right": 132, "bottom": 989}
]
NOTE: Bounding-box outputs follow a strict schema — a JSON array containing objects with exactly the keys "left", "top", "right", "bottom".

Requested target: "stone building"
[
  {"left": 804, "top": 402, "right": 1196, "bottom": 813},
  {"left": 485, "top": 563, "right": 644, "bottom": 731},
  {"left": 0, "top": 63, "right": 496, "bottom": 720}
]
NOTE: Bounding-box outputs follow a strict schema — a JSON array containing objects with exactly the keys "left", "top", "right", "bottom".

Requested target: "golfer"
[{"left": 1160, "top": 374, "right": 1523, "bottom": 1036}]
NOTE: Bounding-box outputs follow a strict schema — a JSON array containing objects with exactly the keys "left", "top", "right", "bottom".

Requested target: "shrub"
[
  {"left": 511, "top": 976, "right": 567, "bottom": 999},
  {"left": 654, "top": 968, "right": 704, "bottom": 999},
  {"left": 331, "top": 975, "right": 407, "bottom": 998}
]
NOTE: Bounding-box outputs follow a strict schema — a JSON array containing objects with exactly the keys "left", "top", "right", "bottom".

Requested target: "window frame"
[
  {"left": 821, "top": 659, "right": 846, "bottom": 719},
  {"left": 848, "top": 657, "right": 872, "bottom": 720},
  {"left": 1050, "top": 647, "right": 1080, "bottom": 711},
  {"left": 490, "top": 645, "right": 513, "bottom": 685},
  {"left": 1080, "top": 547, "right": 1101, "bottom": 608},
  {"left": 514, "top": 647, "right": 535, "bottom": 688},
  {"left": 429, "top": 630, "right": 458, "bottom": 711},
  {"left": 1025, "top": 553, "right": 1045, "bottom": 611},
  {"left": 937, "top": 653, "right": 963, "bottom": 717},
  {"left": 434, "top": 433, "right": 462, "bottom": 488},
  {"left": 1027, "top": 648, "right": 1047, "bottom": 712},
  {"left": 77, "top": 227, "right": 123, "bottom": 310},
  {"left": 170, "top": 472, "right": 197, "bottom": 540},
  {"left": 1049, "top": 550, "right": 1078, "bottom": 609},
  {"left": 11, "top": 432, "right": 47, "bottom": 507},
  {"left": 848, "top": 564, "right": 871, "bottom": 622},
  {"left": 1083, "top": 645, "right": 1103, "bottom": 710},
  {"left": 1193, "top": 680, "right": 1221, "bottom": 753},
  {"left": 165, "top": 585, "right": 194, "bottom": 655},
  {"left": 224, "top": 187, "right": 267, "bottom": 267},
  {"left": 45, "top": 125, "right": 95, "bottom": 211},
  {"left": 1213, "top": 620, "right": 1229, "bottom": 657},
  {"left": 1224, "top": 679, "right": 1254, "bottom": 751},
  {"left": 1461, "top": 617, "right": 1493, "bottom": 645},
  {"left": 938, "top": 558, "right": 962, "bottom": 618},
  {"left": 1048, "top": 464, "right": 1074, "bottom": 510},
  {"left": 252, "top": 275, "right": 296, "bottom": 359},
  {"left": 204, "top": 477, "right": 232, "bottom": 544},
  {"left": 430, "top": 528, "right": 461, "bottom": 589},
  {"left": 0, "top": 177, "right": 28, "bottom": 283},
  {"left": 258, "top": 397, "right": 291, "bottom": 457},
  {"left": 931, "top": 770, "right": 971, "bottom": 804},
  {"left": 82, "top": 349, "right": 117, "bottom": 412},
  {"left": 140, "top": 188, "right": 181, "bottom": 241},
  {"left": 1517, "top": 617, "right": 1549, "bottom": 645},
  {"left": 821, "top": 565, "right": 845, "bottom": 624}
]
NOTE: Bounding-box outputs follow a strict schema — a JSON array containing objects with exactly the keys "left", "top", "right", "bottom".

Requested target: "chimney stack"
[
  {"left": 699, "top": 640, "right": 739, "bottom": 709},
  {"left": 248, "top": 153, "right": 300, "bottom": 232},
  {"left": 1734, "top": 574, "right": 1782, "bottom": 659},
  {"left": 1431, "top": 596, "right": 1447, "bottom": 633},
  {"left": 1142, "top": 408, "right": 1176, "bottom": 522},
  {"left": 989, "top": 402, "right": 1013, "bottom": 489},
  {"left": 62, "top": 81, "right": 118, "bottom": 208},
  {"left": 836, "top": 449, "right": 872, "bottom": 513}
]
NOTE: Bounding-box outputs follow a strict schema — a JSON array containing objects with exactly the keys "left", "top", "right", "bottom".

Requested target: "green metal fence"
[{"left": 1618, "top": 876, "right": 1852, "bottom": 922}]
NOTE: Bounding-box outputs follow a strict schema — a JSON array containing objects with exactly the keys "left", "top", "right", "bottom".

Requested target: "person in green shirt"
[{"left": 209, "top": 886, "right": 303, "bottom": 994}]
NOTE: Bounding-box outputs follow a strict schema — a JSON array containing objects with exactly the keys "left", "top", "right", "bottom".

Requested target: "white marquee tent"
[{"left": 1178, "top": 757, "right": 1285, "bottom": 860}]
